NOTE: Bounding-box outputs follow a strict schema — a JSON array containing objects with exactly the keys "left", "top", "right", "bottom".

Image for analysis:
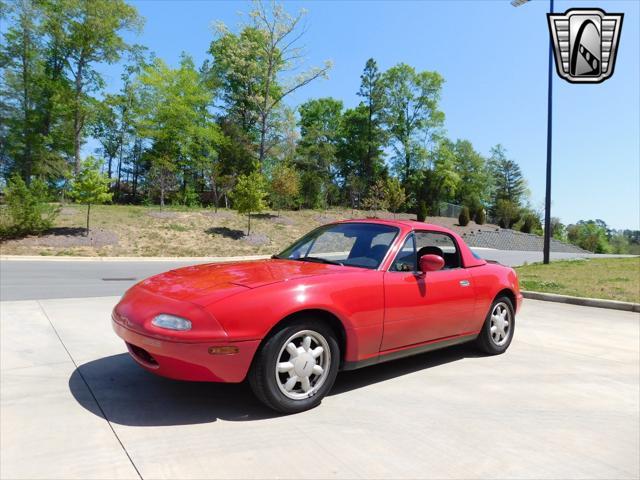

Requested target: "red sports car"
[{"left": 113, "top": 219, "right": 522, "bottom": 413}]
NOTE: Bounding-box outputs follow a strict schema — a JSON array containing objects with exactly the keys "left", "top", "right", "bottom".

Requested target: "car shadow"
[{"left": 69, "top": 344, "right": 482, "bottom": 426}]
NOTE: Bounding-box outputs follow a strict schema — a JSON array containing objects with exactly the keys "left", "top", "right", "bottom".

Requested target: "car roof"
[{"left": 334, "top": 218, "right": 451, "bottom": 233}]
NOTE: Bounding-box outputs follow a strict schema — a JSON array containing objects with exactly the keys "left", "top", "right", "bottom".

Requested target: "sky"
[{"left": 95, "top": 0, "right": 640, "bottom": 230}]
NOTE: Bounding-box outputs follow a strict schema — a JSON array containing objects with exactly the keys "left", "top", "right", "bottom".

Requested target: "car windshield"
[{"left": 275, "top": 223, "right": 399, "bottom": 269}]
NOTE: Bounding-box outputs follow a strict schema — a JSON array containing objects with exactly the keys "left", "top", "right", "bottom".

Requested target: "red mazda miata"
[{"left": 113, "top": 219, "right": 522, "bottom": 413}]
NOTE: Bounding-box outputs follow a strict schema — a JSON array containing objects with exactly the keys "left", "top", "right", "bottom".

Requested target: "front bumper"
[{"left": 112, "top": 318, "right": 260, "bottom": 383}]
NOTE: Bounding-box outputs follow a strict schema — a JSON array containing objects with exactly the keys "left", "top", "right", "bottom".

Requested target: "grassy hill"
[{"left": 2, "top": 204, "right": 495, "bottom": 257}]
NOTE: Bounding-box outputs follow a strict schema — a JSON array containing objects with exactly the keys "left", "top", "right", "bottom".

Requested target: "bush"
[
  {"left": 474, "top": 208, "right": 486, "bottom": 225},
  {"left": 230, "top": 171, "right": 268, "bottom": 235},
  {"left": 417, "top": 201, "right": 428, "bottom": 222},
  {"left": 458, "top": 206, "right": 470, "bottom": 226},
  {"left": 495, "top": 199, "right": 520, "bottom": 229},
  {"left": 3, "top": 173, "right": 59, "bottom": 237}
]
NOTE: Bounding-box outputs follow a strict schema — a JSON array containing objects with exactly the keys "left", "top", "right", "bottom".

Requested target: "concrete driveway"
[{"left": 1, "top": 297, "right": 638, "bottom": 479}]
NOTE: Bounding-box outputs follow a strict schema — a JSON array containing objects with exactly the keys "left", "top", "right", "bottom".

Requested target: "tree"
[
  {"left": 231, "top": 170, "right": 268, "bottom": 235},
  {"left": 296, "top": 97, "right": 343, "bottom": 205},
  {"left": 412, "top": 139, "right": 460, "bottom": 213},
  {"left": 0, "top": 0, "right": 72, "bottom": 181},
  {"left": 2, "top": 172, "right": 59, "bottom": 236},
  {"left": 566, "top": 220, "right": 610, "bottom": 253},
  {"left": 489, "top": 144, "right": 527, "bottom": 208},
  {"left": 69, "top": 158, "right": 112, "bottom": 235},
  {"left": 57, "top": 0, "right": 142, "bottom": 173},
  {"left": 270, "top": 163, "right": 300, "bottom": 215},
  {"left": 385, "top": 177, "right": 406, "bottom": 218},
  {"left": 495, "top": 199, "right": 520, "bottom": 229},
  {"left": 380, "top": 64, "right": 444, "bottom": 183},
  {"left": 136, "top": 55, "right": 221, "bottom": 205},
  {"left": 451, "top": 139, "right": 491, "bottom": 213},
  {"left": 362, "top": 179, "right": 388, "bottom": 217},
  {"left": 357, "top": 58, "right": 386, "bottom": 186},
  {"left": 550, "top": 217, "right": 566, "bottom": 241},
  {"left": 207, "top": 1, "right": 332, "bottom": 168}
]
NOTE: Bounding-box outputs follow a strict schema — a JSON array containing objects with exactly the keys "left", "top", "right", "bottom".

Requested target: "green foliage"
[
  {"left": 495, "top": 199, "right": 520, "bottom": 229},
  {"left": 69, "top": 158, "right": 112, "bottom": 233},
  {"left": 489, "top": 144, "right": 527, "bottom": 209},
  {"left": 177, "top": 185, "right": 201, "bottom": 208},
  {"left": 518, "top": 210, "right": 542, "bottom": 234},
  {"left": 458, "top": 206, "right": 470, "bottom": 226},
  {"left": 206, "top": 2, "right": 331, "bottom": 166},
  {"left": 362, "top": 179, "right": 389, "bottom": 217},
  {"left": 550, "top": 217, "right": 566, "bottom": 241},
  {"left": 417, "top": 201, "right": 428, "bottom": 222},
  {"left": 300, "top": 171, "right": 324, "bottom": 209},
  {"left": 270, "top": 163, "right": 300, "bottom": 213},
  {"left": 566, "top": 220, "right": 611, "bottom": 253},
  {"left": 451, "top": 139, "right": 491, "bottom": 211},
  {"left": 70, "top": 158, "right": 113, "bottom": 205},
  {"left": 230, "top": 170, "right": 268, "bottom": 234},
  {"left": 380, "top": 63, "right": 444, "bottom": 183},
  {"left": 474, "top": 208, "right": 486, "bottom": 225},
  {"left": 385, "top": 177, "right": 406, "bottom": 216},
  {"left": 2, "top": 173, "right": 59, "bottom": 237},
  {"left": 609, "top": 233, "right": 630, "bottom": 254}
]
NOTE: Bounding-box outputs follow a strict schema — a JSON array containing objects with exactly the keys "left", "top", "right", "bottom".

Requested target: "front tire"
[
  {"left": 249, "top": 320, "right": 340, "bottom": 414},
  {"left": 475, "top": 296, "right": 515, "bottom": 355}
]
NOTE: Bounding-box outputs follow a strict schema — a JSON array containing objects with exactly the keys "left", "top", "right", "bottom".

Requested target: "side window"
[
  {"left": 415, "top": 232, "right": 461, "bottom": 269},
  {"left": 390, "top": 234, "right": 416, "bottom": 272}
]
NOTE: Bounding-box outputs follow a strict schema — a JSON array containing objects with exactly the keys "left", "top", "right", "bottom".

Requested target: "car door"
[{"left": 381, "top": 231, "right": 477, "bottom": 351}]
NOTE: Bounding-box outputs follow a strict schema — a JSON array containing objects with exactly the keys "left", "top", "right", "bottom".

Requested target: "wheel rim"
[
  {"left": 490, "top": 302, "right": 512, "bottom": 347},
  {"left": 275, "top": 329, "right": 331, "bottom": 400}
]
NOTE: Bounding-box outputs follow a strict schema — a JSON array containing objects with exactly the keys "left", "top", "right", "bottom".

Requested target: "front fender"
[{"left": 207, "top": 271, "right": 385, "bottom": 363}]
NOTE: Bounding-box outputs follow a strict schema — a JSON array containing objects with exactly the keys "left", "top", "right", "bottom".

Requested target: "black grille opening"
[{"left": 126, "top": 343, "right": 158, "bottom": 366}]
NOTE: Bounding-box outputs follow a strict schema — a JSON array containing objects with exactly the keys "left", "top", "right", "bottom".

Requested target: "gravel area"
[{"left": 2, "top": 228, "right": 119, "bottom": 248}]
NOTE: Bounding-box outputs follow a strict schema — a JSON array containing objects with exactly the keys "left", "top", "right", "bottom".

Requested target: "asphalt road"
[
  {"left": 1, "top": 297, "right": 638, "bottom": 479},
  {"left": 0, "top": 250, "right": 625, "bottom": 301}
]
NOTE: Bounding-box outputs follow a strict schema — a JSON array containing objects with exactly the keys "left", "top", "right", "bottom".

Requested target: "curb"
[
  {"left": 522, "top": 290, "right": 640, "bottom": 313},
  {"left": 0, "top": 254, "right": 271, "bottom": 263}
]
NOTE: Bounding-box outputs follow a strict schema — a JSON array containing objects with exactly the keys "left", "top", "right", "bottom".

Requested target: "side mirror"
[{"left": 419, "top": 254, "right": 445, "bottom": 273}]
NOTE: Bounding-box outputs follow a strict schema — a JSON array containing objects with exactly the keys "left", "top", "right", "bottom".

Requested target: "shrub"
[
  {"left": 362, "top": 179, "right": 389, "bottom": 217},
  {"left": 474, "top": 208, "right": 486, "bottom": 225},
  {"left": 495, "top": 199, "right": 520, "bottom": 229},
  {"left": 458, "top": 206, "right": 470, "bottom": 226},
  {"left": 385, "top": 177, "right": 406, "bottom": 218},
  {"left": 230, "top": 171, "right": 268, "bottom": 235},
  {"left": 69, "top": 158, "right": 113, "bottom": 235},
  {"left": 417, "top": 201, "right": 428, "bottom": 222},
  {"left": 270, "top": 164, "right": 300, "bottom": 214},
  {"left": 3, "top": 173, "right": 59, "bottom": 237}
]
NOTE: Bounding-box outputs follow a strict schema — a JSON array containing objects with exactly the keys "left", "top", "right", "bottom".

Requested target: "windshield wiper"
[{"left": 298, "top": 256, "right": 344, "bottom": 266}]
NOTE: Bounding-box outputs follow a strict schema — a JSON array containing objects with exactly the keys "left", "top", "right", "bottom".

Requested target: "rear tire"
[
  {"left": 249, "top": 320, "right": 340, "bottom": 414},
  {"left": 475, "top": 296, "right": 515, "bottom": 355}
]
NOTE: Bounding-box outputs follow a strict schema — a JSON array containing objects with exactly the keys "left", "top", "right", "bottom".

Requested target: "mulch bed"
[
  {"left": 2, "top": 227, "right": 119, "bottom": 248},
  {"left": 242, "top": 233, "right": 270, "bottom": 246}
]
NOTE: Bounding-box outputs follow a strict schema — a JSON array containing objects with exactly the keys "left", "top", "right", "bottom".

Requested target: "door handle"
[{"left": 459, "top": 280, "right": 470, "bottom": 287}]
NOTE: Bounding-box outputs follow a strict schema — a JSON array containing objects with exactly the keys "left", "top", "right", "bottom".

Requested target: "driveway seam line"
[{"left": 36, "top": 300, "right": 143, "bottom": 480}]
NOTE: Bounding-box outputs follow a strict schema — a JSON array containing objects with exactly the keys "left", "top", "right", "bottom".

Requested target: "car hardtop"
[{"left": 332, "top": 218, "right": 453, "bottom": 234}]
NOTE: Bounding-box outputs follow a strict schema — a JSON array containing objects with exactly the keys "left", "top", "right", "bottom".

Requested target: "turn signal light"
[{"left": 208, "top": 346, "right": 239, "bottom": 355}]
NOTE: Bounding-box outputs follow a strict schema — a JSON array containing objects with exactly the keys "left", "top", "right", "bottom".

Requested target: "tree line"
[{"left": 1, "top": 0, "right": 637, "bottom": 251}]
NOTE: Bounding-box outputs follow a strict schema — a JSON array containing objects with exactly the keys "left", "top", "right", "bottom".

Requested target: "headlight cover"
[{"left": 152, "top": 314, "right": 192, "bottom": 331}]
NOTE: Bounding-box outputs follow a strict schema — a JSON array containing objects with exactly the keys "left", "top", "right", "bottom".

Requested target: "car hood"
[{"left": 136, "top": 259, "right": 351, "bottom": 305}]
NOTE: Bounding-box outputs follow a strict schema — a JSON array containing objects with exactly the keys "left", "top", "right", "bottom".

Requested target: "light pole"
[{"left": 512, "top": 0, "right": 554, "bottom": 264}]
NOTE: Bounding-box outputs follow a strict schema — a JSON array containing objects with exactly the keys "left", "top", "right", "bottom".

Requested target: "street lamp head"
[{"left": 511, "top": 0, "right": 530, "bottom": 6}]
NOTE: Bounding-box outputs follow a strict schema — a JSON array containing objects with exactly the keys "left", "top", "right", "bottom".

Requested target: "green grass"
[{"left": 516, "top": 258, "right": 640, "bottom": 303}]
